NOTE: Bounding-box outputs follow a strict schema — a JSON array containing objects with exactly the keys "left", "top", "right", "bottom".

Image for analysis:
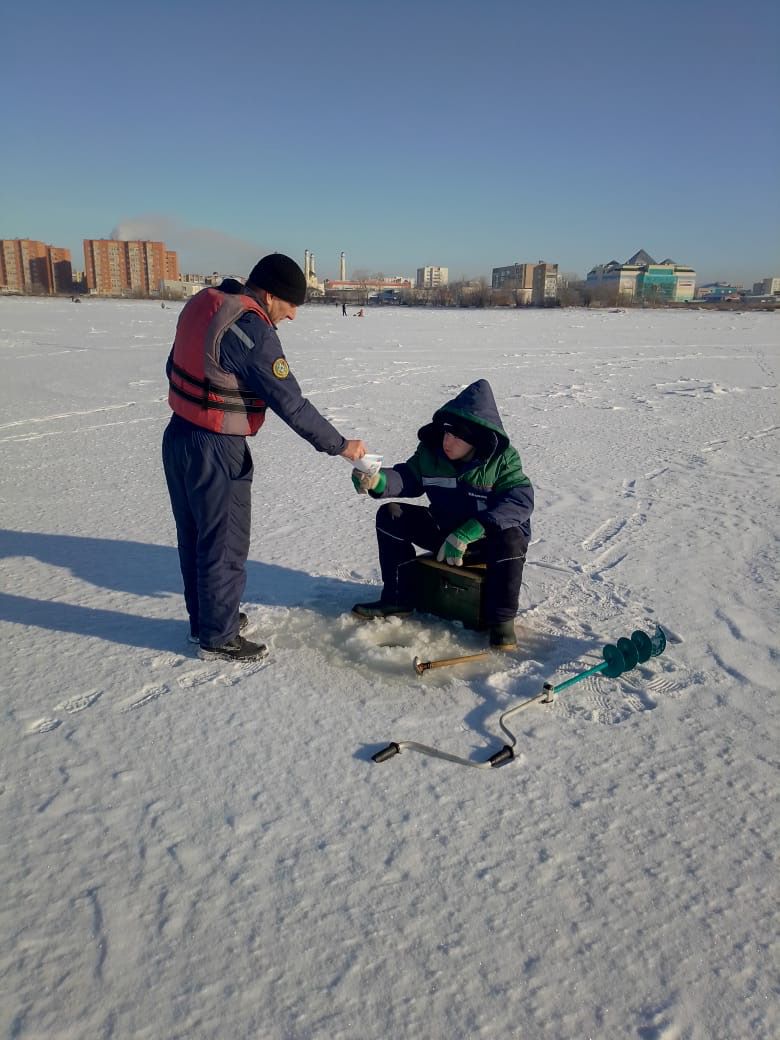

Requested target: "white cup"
[{"left": 351, "top": 453, "right": 383, "bottom": 476}]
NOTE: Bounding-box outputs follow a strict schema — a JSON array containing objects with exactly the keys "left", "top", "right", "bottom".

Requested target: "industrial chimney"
[{"left": 339, "top": 251, "right": 346, "bottom": 281}]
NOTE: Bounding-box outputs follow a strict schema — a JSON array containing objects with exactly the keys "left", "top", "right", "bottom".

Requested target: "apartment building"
[
  {"left": 493, "top": 263, "right": 531, "bottom": 304},
  {"left": 0, "top": 239, "right": 73, "bottom": 294},
  {"left": 532, "top": 262, "right": 559, "bottom": 305},
  {"left": 492, "top": 261, "right": 556, "bottom": 305},
  {"left": 752, "top": 276, "right": 780, "bottom": 295},
  {"left": 416, "top": 266, "right": 449, "bottom": 289},
  {"left": 83, "top": 239, "right": 179, "bottom": 295}
]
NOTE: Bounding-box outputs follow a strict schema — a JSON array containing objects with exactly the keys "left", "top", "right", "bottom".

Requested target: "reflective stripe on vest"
[{"left": 168, "top": 288, "right": 271, "bottom": 435}]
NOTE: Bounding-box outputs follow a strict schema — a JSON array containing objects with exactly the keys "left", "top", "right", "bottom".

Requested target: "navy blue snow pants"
[
  {"left": 375, "top": 502, "right": 527, "bottom": 624},
  {"left": 162, "top": 417, "right": 253, "bottom": 648}
]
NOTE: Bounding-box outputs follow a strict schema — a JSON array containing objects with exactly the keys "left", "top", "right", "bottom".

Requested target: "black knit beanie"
[
  {"left": 441, "top": 417, "right": 477, "bottom": 445},
  {"left": 247, "top": 253, "right": 307, "bottom": 305},
  {"left": 440, "top": 416, "right": 495, "bottom": 457}
]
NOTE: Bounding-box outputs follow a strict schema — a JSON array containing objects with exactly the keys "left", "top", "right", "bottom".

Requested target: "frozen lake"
[{"left": 1, "top": 298, "right": 778, "bottom": 1039}]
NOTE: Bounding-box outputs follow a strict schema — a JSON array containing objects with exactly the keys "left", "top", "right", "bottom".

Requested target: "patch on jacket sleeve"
[{"left": 272, "top": 357, "right": 290, "bottom": 379}]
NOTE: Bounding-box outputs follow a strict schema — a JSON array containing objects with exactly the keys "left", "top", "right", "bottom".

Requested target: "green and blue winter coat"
[{"left": 369, "top": 379, "right": 534, "bottom": 542}]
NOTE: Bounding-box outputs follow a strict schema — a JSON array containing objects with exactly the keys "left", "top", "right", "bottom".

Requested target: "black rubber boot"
[{"left": 490, "top": 620, "right": 517, "bottom": 651}]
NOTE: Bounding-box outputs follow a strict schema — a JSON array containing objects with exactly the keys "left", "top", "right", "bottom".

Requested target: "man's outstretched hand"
[{"left": 340, "top": 439, "right": 367, "bottom": 462}]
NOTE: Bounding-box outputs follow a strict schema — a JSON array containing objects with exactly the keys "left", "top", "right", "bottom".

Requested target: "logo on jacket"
[{"left": 272, "top": 357, "right": 290, "bottom": 379}]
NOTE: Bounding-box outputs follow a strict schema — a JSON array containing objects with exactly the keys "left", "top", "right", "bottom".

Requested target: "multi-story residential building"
[
  {"left": 587, "top": 250, "right": 696, "bottom": 303},
  {"left": 0, "top": 239, "right": 73, "bottom": 294},
  {"left": 492, "top": 263, "right": 534, "bottom": 302},
  {"left": 48, "top": 247, "right": 73, "bottom": 293},
  {"left": 416, "top": 266, "right": 449, "bottom": 290},
  {"left": 752, "top": 276, "right": 780, "bottom": 295},
  {"left": 532, "top": 262, "right": 559, "bottom": 305},
  {"left": 492, "top": 261, "right": 557, "bottom": 304},
  {"left": 492, "top": 262, "right": 532, "bottom": 304},
  {"left": 83, "top": 239, "right": 179, "bottom": 295}
]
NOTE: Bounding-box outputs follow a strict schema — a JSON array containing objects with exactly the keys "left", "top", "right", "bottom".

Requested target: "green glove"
[
  {"left": 352, "top": 469, "right": 387, "bottom": 496},
  {"left": 436, "top": 518, "right": 485, "bottom": 566}
]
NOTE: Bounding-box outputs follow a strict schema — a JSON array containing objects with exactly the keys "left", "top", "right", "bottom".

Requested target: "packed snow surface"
[{"left": 1, "top": 299, "right": 778, "bottom": 1039}]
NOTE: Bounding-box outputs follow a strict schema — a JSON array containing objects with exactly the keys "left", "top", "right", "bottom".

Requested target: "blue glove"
[{"left": 436, "top": 518, "right": 485, "bottom": 566}]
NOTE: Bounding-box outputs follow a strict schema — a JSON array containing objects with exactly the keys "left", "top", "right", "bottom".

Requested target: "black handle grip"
[
  {"left": 372, "top": 743, "right": 401, "bottom": 763},
  {"left": 487, "top": 745, "right": 515, "bottom": 767}
]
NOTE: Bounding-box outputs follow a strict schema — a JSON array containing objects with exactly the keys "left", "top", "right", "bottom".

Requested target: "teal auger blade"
[
  {"left": 648, "top": 625, "right": 667, "bottom": 657},
  {"left": 513, "top": 624, "right": 669, "bottom": 756},
  {"left": 601, "top": 625, "right": 667, "bottom": 678}
]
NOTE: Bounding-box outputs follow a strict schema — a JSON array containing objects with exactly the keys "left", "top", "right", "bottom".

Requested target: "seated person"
[{"left": 352, "top": 379, "right": 534, "bottom": 650}]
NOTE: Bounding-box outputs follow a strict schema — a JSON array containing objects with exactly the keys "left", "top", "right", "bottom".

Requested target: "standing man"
[{"left": 163, "top": 253, "right": 366, "bottom": 662}]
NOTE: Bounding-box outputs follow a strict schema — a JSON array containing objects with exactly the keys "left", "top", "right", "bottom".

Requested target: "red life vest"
[{"left": 167, "top": 288, "right": 271, "bottom": 435}]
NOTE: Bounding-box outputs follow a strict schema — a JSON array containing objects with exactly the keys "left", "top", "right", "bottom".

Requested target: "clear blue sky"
[{"left": 3, "top": 0, "right": 779, "bottom": 284}]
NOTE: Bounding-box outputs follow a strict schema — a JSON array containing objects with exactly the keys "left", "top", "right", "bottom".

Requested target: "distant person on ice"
[
  {"left": 351, "top": 380, "right": 533, "bottom": 650},
  {"left": 341, "top": 301, "right": 347, "bottom": 316},
  {"left": 163, "top": 253, "right": 367, "bottom": 662}
]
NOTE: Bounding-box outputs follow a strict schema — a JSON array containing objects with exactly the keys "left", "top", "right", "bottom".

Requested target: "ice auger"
[{"left": 372, "top": 625, "right": 668, "bottom": 770}]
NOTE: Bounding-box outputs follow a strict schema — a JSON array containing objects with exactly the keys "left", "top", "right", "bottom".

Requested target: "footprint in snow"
[
  {"left": 28, "top": 717, "right": 62, "bottom": 734},
  {"left": 122, "top": 683, "right": 170, "bottom": 712},
  {"left": 56, "top": 690, "right": 102, "bottom": 714},
  {"left": 177, "top": 669, "right": 219, "bottom": 689}
]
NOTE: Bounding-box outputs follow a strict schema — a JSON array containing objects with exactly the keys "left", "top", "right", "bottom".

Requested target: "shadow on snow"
[{"left": 0, "top": 528, "right": 366, "bottom": 651}]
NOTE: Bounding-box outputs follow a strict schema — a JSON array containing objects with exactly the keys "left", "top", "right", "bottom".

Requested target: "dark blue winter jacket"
[{"left": 373, "top": 380, "right": 534, "bottom": 540}]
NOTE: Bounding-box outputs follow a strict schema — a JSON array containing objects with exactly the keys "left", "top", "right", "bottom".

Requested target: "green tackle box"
[{"left": 407, "top": 553, "right": 488, "bottom": 630}]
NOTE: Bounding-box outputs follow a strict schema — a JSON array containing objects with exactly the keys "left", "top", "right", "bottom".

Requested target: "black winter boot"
[{"left": 199, "top": 634, "right": 268, "bottom": 662}]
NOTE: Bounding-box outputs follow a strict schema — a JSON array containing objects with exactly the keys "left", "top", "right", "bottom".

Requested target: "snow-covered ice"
[{"left": 1, "top": 299, "right": 778, "bottom": 1039}]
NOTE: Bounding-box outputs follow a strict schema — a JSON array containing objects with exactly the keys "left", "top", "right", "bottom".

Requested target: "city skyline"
[{"left": 3, "top": 0, "right": 778, "bottom": 286}]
